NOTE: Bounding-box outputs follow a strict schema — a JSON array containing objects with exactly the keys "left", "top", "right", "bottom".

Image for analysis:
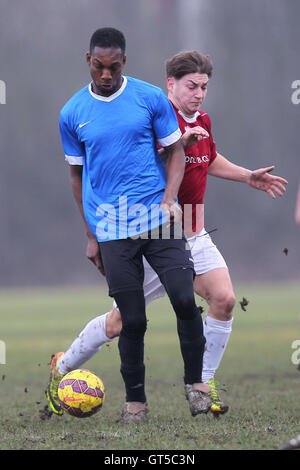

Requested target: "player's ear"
[
  {"left": 122, "top": 54, "right": 127, "bottom": 68},
  {"left": 167, "top": 77, "right": 174, "bottom": 93},
  {"left": 86, "top": 51, "right": 91, "bottom": 66}
]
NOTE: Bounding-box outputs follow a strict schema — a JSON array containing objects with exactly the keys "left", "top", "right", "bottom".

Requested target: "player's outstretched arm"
[
  {"left": 69, "top": 165, "right": 105, "bottom": 275},
  {"left": 208, "top": 153, "right": 288, "bottom": 199},
  {"left": 248, "top": 166, "right": 288, "bottom": 198}
]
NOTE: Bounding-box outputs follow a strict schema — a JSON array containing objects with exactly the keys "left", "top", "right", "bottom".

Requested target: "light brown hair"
[{"left": 166, "top": 51, "right": 213, "bottom": 79}]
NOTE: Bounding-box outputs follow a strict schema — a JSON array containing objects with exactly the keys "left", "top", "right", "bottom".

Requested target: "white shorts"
[{"left": 113, "top": 228, "right": 227, "bottom": 308}]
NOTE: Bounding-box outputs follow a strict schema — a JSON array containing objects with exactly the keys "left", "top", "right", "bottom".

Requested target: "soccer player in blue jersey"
[{"left": 48, "top": 28, "right": 211, "bottom": 423}]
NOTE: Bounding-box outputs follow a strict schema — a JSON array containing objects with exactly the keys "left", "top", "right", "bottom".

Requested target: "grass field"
[{"left": 0, "top": 282, "right": 299, "bottom": 451}]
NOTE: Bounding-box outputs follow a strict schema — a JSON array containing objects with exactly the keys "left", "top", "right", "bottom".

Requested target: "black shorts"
[{"left": 99, "top": 230, "right": 194, "bottom": 297}]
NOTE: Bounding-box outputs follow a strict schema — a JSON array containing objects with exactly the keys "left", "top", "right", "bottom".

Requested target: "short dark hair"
[
  {"left": 166, "top": 51, "right": 213, "bottom": 79},
  {"left": 90, "top": 27, "right": 126, "bottom": 54}
]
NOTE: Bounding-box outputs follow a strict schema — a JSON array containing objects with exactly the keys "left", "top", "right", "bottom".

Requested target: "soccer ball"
[{"left": 58, "top": 369, "right": 105, "bottom": 418}]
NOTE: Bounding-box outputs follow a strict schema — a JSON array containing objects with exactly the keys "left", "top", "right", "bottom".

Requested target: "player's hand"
[
  {"left": 248, "top": 166, "right": 288, "bottom": 199},
  {"left": 86, "top": 235, "right": 106, "bottom": 276},
  {"left": 182, "top": 126, "right": 209, "bottom": 148},
  {"left": 160, "top": 200, "right": 183, "bottom": 227}
]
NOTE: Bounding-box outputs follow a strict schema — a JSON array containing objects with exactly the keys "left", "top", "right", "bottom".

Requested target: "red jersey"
[{"left": 173, "top": 105, "right": 217, "bottom": 235}]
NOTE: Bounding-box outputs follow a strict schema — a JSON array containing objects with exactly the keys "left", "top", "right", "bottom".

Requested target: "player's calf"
[{"left": 106, "top": 307, "right": 122, "bottom": 338}]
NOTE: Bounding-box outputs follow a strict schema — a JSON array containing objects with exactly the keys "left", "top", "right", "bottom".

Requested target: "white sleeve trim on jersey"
[
  {"left": 65, "top": 155, "right": 84, "bottom": 165},
  {"left": 157, "top": 128, "right": 182, "bottom": 147}
]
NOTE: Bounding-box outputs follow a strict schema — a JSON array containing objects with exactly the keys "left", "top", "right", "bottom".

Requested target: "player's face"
[
  {"left": 167, "top": 73, "right": 209, "bottom": 117},
  {"left": 86, "top": 47, "right": 126, "bottom": 96}
]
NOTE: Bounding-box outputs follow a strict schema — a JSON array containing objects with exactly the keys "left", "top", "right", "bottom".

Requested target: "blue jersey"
[{"left": 59, "top": 76, "right": 181, "bottom": 242}]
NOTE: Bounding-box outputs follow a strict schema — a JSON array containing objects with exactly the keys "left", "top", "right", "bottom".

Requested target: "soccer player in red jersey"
[{"left": 48, "top": 50, "right": 287, "bottom": 418}]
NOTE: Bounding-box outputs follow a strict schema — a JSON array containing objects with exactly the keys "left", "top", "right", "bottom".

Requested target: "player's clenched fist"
[{"left": 182, "top": 126, "right": 209, "bottom": 148}]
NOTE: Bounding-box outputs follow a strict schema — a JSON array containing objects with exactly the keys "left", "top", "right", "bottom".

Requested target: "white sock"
[
  {"left": 57, "top": 312, "right": 116, "bottom": 375},
  {"left": 202, "top": 315, "right": 233, "bottom": 384}
]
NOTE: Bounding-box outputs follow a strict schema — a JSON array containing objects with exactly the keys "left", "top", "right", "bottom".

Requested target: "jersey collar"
[
  {"left": 178, "top": 109, "right": 200, "bottom": 123},
  {"left": 88, "top": 76, "right": 127, "bottom": 102}
]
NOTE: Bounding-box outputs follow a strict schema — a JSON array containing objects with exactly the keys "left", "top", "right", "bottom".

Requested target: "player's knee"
[
  {"left": 223, "top": 292, "right": 235, "bottom": 319},
  {"left": 171, "top": 292, "right": 198, "bottom": 320},
  {"left": 114, "top": 290, "right": 146, "bottom": 338},
  {"left": 122, "top": 316, "right": 147, "bottom": 339},
  {"left": 212, "top": 291, "right": 235, "bottom": 321}
]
